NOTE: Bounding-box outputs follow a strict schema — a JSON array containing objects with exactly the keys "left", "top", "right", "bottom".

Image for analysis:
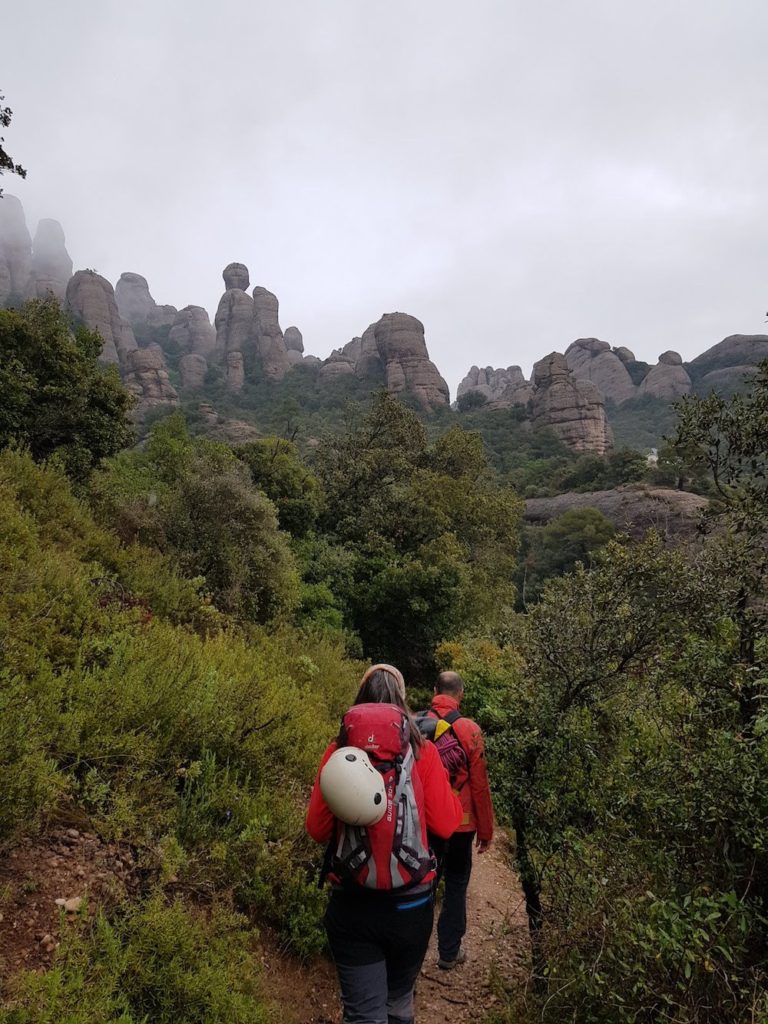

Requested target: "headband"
[{"left": 359, "top": 663, "right": 406, "bottom": 700}]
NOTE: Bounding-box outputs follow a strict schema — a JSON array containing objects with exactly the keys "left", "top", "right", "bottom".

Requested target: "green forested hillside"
[{"left": 1, "top": 299, "right": 767, "bottom": 1023}]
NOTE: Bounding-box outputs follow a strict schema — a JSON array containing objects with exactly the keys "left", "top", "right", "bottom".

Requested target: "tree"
[
  {"left": 93, "top": 416, "right": 299, "bottom": 624},
  {"left": 518, "top": 506, "right": 616, "bottom": 604},
  {"left": 0, "top": 298, "right": 134, "bottom": 479},
  {"left": 235, "top": 437, "right": 321, "bottom": 538},
  {"left": 0, "top": 91, "right": 26, "bottom": 198},
  {"left": 313, "top": 393, "right": 522, "bottom": 678}
]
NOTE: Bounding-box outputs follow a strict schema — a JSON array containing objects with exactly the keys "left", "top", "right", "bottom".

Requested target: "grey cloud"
[{"left": 3, "top": 0, "right": 767, "bottom": 391}]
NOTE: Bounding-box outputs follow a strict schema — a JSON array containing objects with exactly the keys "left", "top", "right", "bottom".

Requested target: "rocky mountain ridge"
[{"left": 2, "top": 196, "right": 765, "bottom": 451}]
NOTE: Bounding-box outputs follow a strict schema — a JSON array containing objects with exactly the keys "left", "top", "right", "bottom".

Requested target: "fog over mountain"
[{"left": 3, "top": 0, "right": 767, "bottom": 390}]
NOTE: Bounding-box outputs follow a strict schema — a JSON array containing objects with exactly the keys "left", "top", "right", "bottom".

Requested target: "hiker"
[
  {"left": 306, "top": 663, "right": 462, "bottom": 1024},
  {"left": 421, "top": 670, "right": 494, "bottom": 970}
]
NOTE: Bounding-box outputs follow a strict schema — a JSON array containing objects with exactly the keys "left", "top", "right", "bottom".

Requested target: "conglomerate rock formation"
[
  {"left": 372, "top": 313, "right": 449, "bottom": 410},
  {"left": 638, "top": 350, "right": 692, "bottom": 400},
  {"left": 456, "top": 365, "right": 531, "bottom": 408},
  {"left": 65, "top": 270, "right": 138, "bottom": 366},
  {"left": 530, "top": 352, "right": 613, "bottom": 454},
  {"left": 5, "top": 197, "right": 767, "bottom": 452},
  {"left": 123, "top": 345, "right": 178, "bottom": 411},
  {"left": 168, "top": 305, "right": 216, "bottom": 358},
  {"left": 0, "top": 194, "right": 33, "bottom": 303},
  {"left": 564, "top": 338, "right": 638, "bottom": 405},
  {"left": 524, "top": 485, "right": 708, "bottom": 541},
  {"left": 0, "top": 196, "right": 73, "bottom": 305},
  {"left": 31, "top": 219, "right": 73, "bottom": 301},
  {"left": 115, "top": 272, "right": 177, "bottom": 328}
]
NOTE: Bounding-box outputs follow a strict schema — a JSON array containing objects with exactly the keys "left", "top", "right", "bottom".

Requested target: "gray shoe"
[{"left": 437, "top": 947, "right": 467, "bottom": 970}]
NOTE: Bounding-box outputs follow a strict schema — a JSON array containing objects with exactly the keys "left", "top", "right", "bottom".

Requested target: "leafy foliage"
[
  {"left": 0, "top": 92, "right": 26, "bottom": 198},
  {"left": 91, "top": 416, "right": 300, "bottom": 624},
  {"left": 312, "top": 393, "right": 522, "bottom": 678},
  {"left": 518, "top": 507, "right": 616, "bottom": 605},
  {"left": 1, "top": 897, "right": 271, "bottom": 1024},
  {"left": 0, "top": 299, "right": 134, "bottom": 479}
]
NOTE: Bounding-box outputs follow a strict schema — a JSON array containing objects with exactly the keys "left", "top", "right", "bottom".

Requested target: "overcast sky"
[{"left": 3, "top": 0, "right": 767, "bottom": 391}]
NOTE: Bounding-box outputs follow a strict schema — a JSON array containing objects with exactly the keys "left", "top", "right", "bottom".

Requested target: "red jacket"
[
  {"left": 306, "top": 738, "right": 462, "bottom": 854},
  {"left": 430, "top": 694, "right": 495, "bottom": 842}
]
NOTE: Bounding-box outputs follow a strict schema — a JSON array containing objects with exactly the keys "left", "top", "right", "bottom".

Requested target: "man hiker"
[{"left": 424, "top": 670, "right": 495, "bottom": 970}]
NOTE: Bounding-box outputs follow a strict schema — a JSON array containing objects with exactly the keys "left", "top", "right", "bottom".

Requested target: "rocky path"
[{"left": 263, "top": 835, "right": 529, "bottom": 1024}]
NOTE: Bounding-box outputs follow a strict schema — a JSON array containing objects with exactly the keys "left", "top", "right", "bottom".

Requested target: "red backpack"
[{"left": 328, "top": 703, "right": 434, "bottom": 891}]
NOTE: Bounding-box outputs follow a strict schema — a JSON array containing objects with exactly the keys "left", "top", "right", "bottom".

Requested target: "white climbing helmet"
[{"left": 320, "top": 746, "right": 387, "bottom": 827}]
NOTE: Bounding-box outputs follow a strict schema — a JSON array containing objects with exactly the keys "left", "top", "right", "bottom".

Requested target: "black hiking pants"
[
  {"left": 433, "top": 831, "right": 474, "bottom": 962},
  {"left": 324, "top": 887, "right": 434, "bottom": 1024}
]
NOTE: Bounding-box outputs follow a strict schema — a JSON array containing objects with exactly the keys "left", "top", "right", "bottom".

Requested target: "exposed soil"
[
  {"left": 0, "top": 827, "right": 140, "bottom": 989},
  {"left": 262, "top": 835, "right": 529, "bottom": 1024}
]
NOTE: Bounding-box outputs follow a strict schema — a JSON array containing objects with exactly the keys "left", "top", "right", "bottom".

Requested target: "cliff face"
[
  {"left": 530, "top": 353, "right": 613, "bottom": 455},
  {"left": 457, "top": 365, "right": 531, "bottom": 408},
  {"left": 66, "top": 271, "right": 138, "bottom": 366},
  {"left": 564, "top": 339, "right": 637, "bottom": 405},
  {"left": 0, "top": 197, "right": 72, "bottom": 305},
  {"left": 115, "top": 272, "right": 177, "bottom": 328}
]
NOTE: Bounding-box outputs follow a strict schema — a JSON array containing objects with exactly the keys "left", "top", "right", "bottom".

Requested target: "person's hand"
[{"left": 476, "top": 838, "right": 491, "bottom": 853}]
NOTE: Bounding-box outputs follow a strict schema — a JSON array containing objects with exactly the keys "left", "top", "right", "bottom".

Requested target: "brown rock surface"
[
  {"left": 123, "top": 344, "right": 178, "bottom": 416},
  {"left": 284, "top": 326, "right": 305, "bottom": 365},
  {"left": 115, "top": 272, "right": 176, "bottom": 327},
  {"left": 179, "top": 352, "right": 208, "bottom": 390},
  {"left": 169, "top": 305, "right": 216, "bottom": 357},
  {"left": 565, "top": 338, "right": 637, "bottom": 404},
  {"left": 372, "top": 313, "right": 449, "bottom": 409},
  {"left": 223, "top": 262, "right": 250, "bottom": 291},
  {"left": 214, "top": 288, "right": 254, "bottom": 355},
  {"left": 531, "top": 352, "right": 613, "bottom": 454},
  {"left": 696, "top": 365, "right": 759, "bottom": 396},
  {"left": 226, "top": 351, "right": 245, "bottom": 392},
  {"left": 319, "top": 349, "right": 356, "bottom": 379},
  {"left": 457, "top": 365, "right": 530, "bottom": 407},
  {"left": 0, "top": 194, "right": 33, "bottom": 303},
  {"left": 524, "top": 485, "right": 708, "bottom": 541},
  {"left": 638, "top": 350, "right": 691, "bottom": 400},
  {"left": 66, "top": 270, "right": 137, "bottom": 364},
  {"left": 31, "top": 218, "right": 73, "bottom": 301},
  {"left": 613, "top": 346, "right": 636, "bottom": 363},
  {"left": 689, "top": 334, "right": 768, "bottom": 377},
  {"left": 252, "top": 286, "right": 290, "bottom": 381}
]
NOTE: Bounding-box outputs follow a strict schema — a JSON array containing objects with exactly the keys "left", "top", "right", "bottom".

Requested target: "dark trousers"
[
  {"left": 324, "top": 888, "right": 434, "bottom": 1024},
  {"left": 432, "top": 831, "right": 474, "bottom": 962}
]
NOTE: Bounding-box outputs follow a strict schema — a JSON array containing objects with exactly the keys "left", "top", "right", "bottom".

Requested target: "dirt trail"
[{"left": 263, "top": 836, "right": 529, "bottom": 1024}]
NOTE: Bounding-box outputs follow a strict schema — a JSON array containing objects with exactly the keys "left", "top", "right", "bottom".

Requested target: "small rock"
[{"left": 65, "top": 828, "right": 80, "bottom": 840}]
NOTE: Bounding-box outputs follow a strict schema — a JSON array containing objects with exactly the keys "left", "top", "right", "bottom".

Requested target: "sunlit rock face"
[
  {"left": 0, "top": 194, "right": 33, "bottom": 304},
  {"left": 65, "top": 270, "right": 138, "bottom": 365},
  {"left": 115, "top": 272, "right": 176, "bottom": 328},
  {"left": 31, "top": 218, "right": 73, "bottom": 301},
  {"left": 638, "top": 350, "right": 692, "bottom": 400},
  {"left": 531, "top": 351, "right": 613, "bottom": 454},
  {"left": 564, "top": 338, "right": 637, "bottom": 405}
]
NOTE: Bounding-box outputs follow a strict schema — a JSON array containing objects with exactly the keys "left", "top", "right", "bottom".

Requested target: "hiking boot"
[{"left": 437, "top": 947, "right": 467, "bottom": 970}]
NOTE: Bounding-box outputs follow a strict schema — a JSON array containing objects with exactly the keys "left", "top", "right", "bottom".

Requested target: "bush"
[{"left": 1, "top": 895, "right": 271, "bottom": 1024}]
